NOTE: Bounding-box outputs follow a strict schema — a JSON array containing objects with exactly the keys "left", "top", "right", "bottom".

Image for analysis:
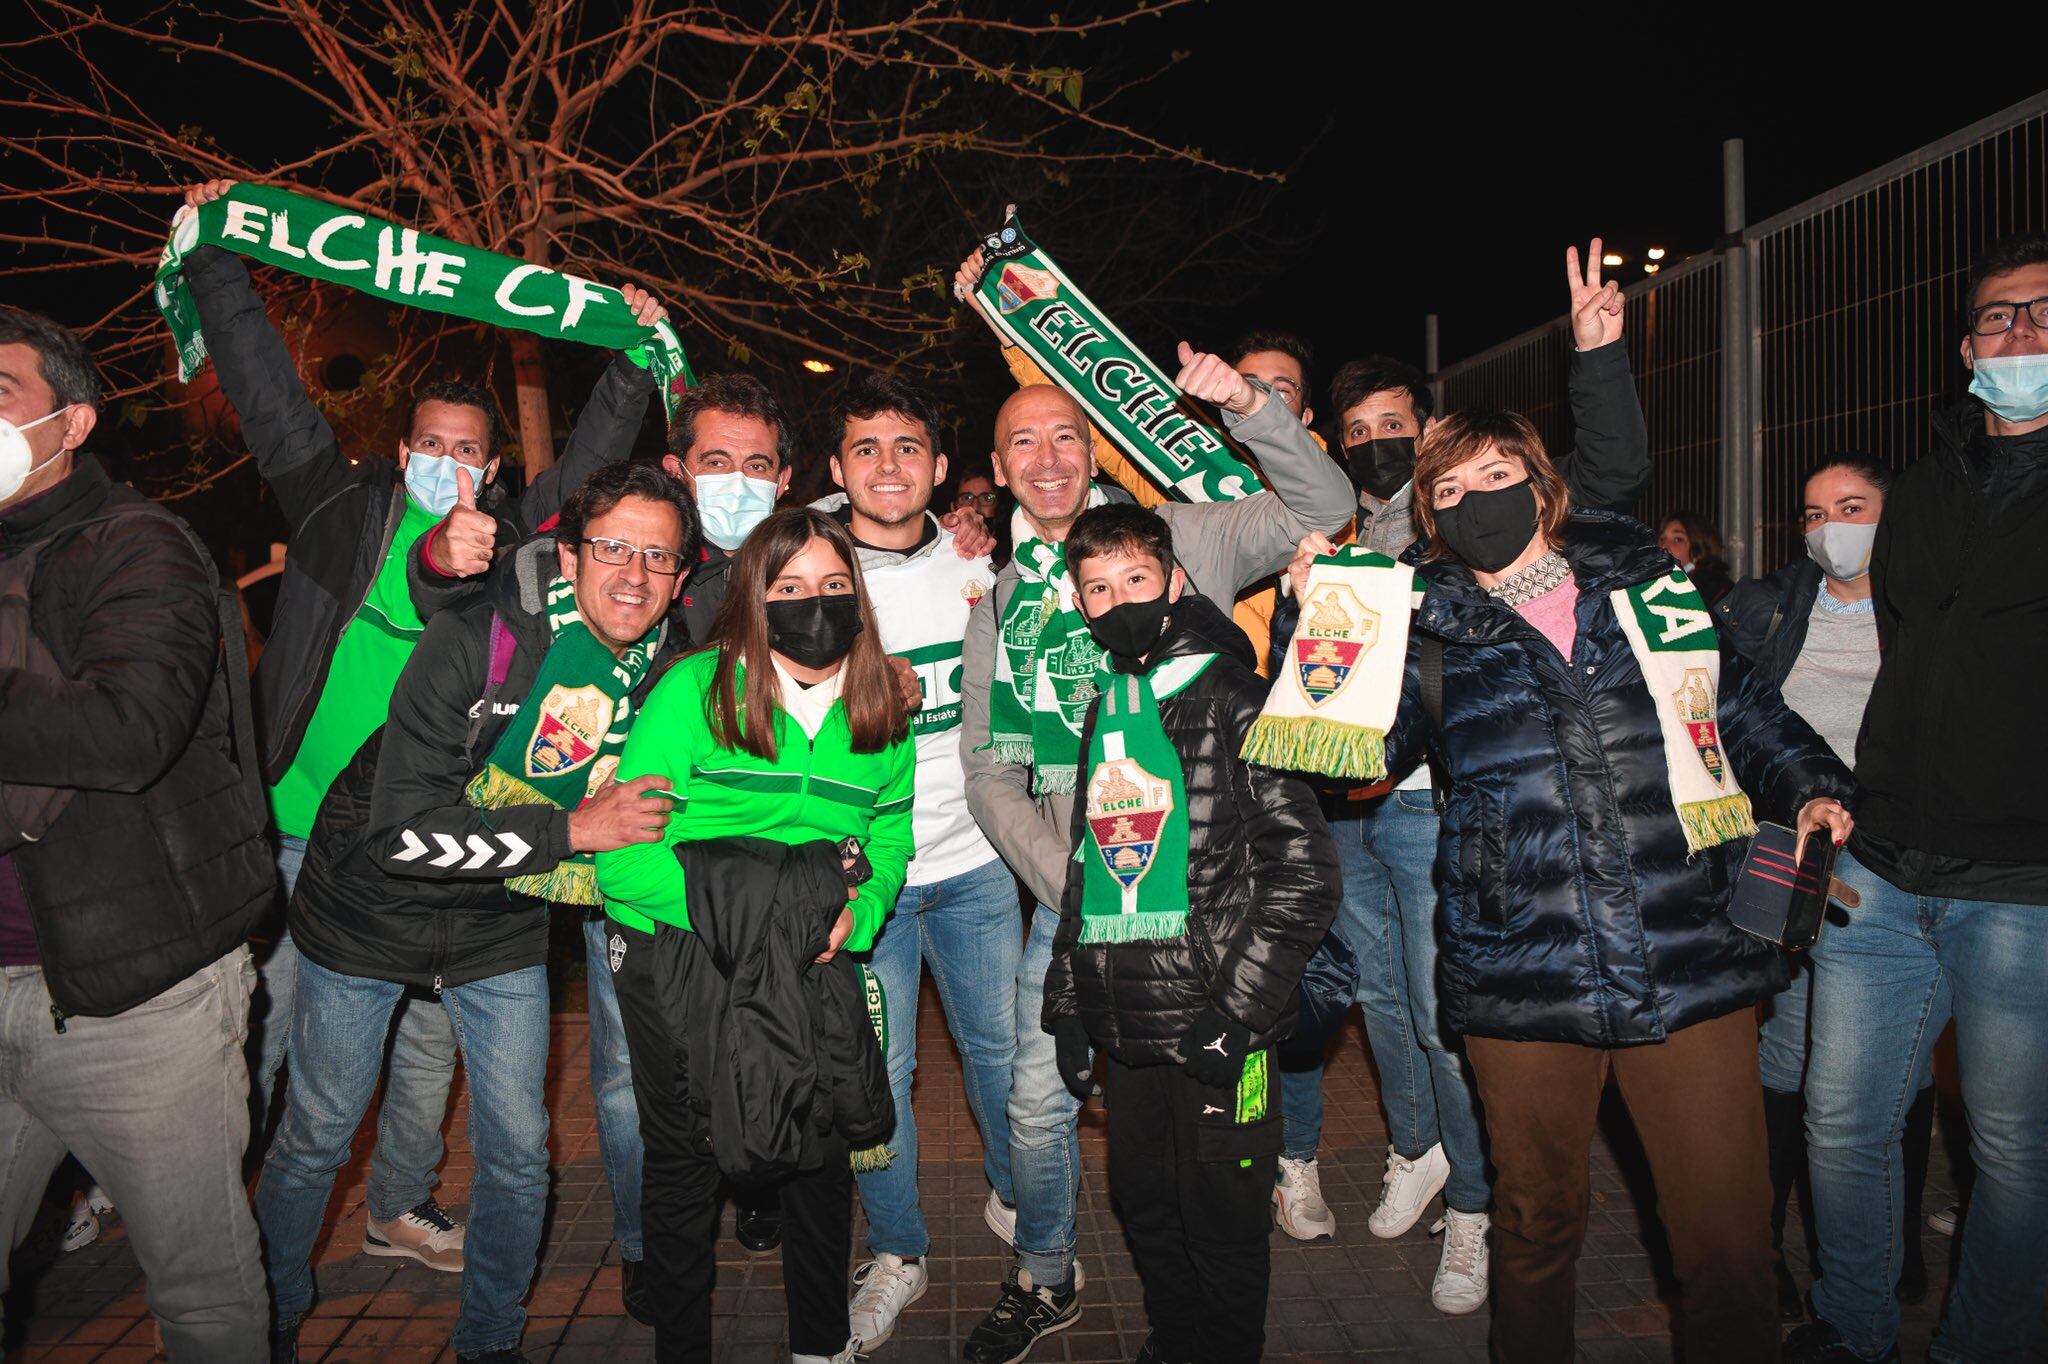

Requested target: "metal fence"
[{"left": 1435, "top": 91, "right": 2048, "bottom": 575}]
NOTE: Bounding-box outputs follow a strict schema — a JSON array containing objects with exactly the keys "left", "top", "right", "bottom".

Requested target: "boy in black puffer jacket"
[{"left": 1042, "top": 504, "right": 1337, "bottom": 1364}]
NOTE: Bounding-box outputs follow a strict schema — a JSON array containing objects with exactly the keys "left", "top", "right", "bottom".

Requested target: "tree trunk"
[{"left": 509, "top": 329, "right": 554, "bottom": 474}]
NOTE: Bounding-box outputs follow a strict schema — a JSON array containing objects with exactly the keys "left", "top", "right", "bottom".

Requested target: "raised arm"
[
  {"left": 1559, "top": 238, "right": 1651, "bottom": 512},
  {"left": 517, "top": 284, "right": 666, "bottom": 533},
  {"left": 1161, "top": 347, "right": 1355, "bottom": 595},
  {"left": 177, "top": 181, "right": 355, "bottom": 529}
]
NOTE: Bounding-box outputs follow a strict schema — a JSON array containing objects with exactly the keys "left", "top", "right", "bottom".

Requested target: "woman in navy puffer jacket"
[{"left": 1358, "top": 411, "right": 1855, "bottom": 1364}]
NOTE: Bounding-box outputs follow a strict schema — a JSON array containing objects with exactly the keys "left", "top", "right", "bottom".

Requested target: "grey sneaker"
[{"left": 363, "top": 1197, "right": 464, "bottom": 1272}]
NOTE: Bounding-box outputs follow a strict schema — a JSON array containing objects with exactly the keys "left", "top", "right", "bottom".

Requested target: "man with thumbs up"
[{"left": 170, "top": 178, "right": 672, "bottom": 1284}]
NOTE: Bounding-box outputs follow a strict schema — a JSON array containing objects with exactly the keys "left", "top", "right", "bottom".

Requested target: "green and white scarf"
[
  {"left": 1075, "top": 655, "right": 1214, "bottom": 945},
  {"left": 966, "top": 214, "right": 1263, "bottom": 503},
  {"left": 1611, "top": 568, "right": 1756, "bottom": 853},
  {"left": 850, "top": 962, "right": 892, "bottom": 1173},
  {"left": 155, "top": 183, "right": 695, "bottom": 420},
  {"left": 987, "top": 493, "right": 1111, "bottom": 795},
  {"left": 1241, "top": 545, "right": 1424, "bottom": 781},
  {"left": 465, "top": 578, "right": 661, "bottom": 904}
]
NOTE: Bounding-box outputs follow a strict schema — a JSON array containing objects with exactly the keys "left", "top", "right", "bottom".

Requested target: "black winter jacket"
[
  {"left": 1385, "top": 512, "right": 1855, "bottom": 1046},
  {"left": 180, "top": 246, "right": 655, "bottom": 785},
  {"left": 290, "top": 539, "right": 678, "bottom": 989},
  {"left": 1714, "top": 556, "right": 1827, "bottom": 694},
  {"left": 644, "top": 837, "right": 894, "bottom": 1183},
  {"left": 1855, "top": 403, "right": 2048, "bottom": 889},
  {"left": 0, "top": 459, "right": 274, "bottom": 1016},
  {"left": 1043, "top": 596, "right": 1339, "bottom": 1066}
]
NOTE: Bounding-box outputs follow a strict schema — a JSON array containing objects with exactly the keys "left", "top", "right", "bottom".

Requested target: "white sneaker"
[
  {"left": 1272, "top": 1156, "right": 1337, "bottom": 1241},
  {"left": 983, "top": 1188, "right": 1018, "bottom": 1247},
  {"left": 848, "top": 1252, "right": 929, "bottom": 1351},
  {"left": 84, "top": 1184, "right": 113, "bottom": 1216},
  {"left": 362, "top": 1198, "right": 465, "bottom": 1272},
  {"left": 60, "top": 1195, "right": 100, "bottom": 1254},
  {"left": 1927, "top": 1202, "right": 1960, "bottom": 1236},
  {"left": 1429, "top": 1209, "right": 1490, "bottom": 1314},
  {"left": 1367, "top": 1143, "right": 1449, "bottom": 1238}
]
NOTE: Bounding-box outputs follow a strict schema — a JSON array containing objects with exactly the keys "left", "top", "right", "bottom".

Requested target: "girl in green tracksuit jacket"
[
  {"left": 596, "top": 643, "right": 915, "bottom": 946},
  {"left": 594, "top": 508, "right": 913, "bottom": 1363}
]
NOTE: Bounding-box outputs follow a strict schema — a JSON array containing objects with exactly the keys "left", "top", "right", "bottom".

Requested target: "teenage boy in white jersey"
[{"left": 811, "top": 374, "right": 1013, "bottom": 1354}]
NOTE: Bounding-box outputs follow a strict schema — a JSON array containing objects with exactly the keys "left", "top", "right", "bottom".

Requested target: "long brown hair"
[
  {"left": 1411, "top": 409, "right": 1573, "bottom": 563},
  {"left": 702, "top": 508, "right": 907, "bottom": 760}
]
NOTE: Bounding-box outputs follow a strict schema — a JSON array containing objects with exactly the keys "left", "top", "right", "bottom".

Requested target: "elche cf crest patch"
[
  {"left": 1673, "top": 667, "right": 1727, "bottom": 785},
  {"left": 608, "top": 933, "right": 626, "bottom": 973},
  {"left": 996, "top": 262, "right": 1059, "bottom": 315},
  {"left": 527, "top": 684, "right": 614, "bottom": 779},
  {"left": 1292, "top": 583, "right": 1379, "bottom": 708},
  {"left": 1085, "top": 757, "right": 1175, "bottom": 893}
]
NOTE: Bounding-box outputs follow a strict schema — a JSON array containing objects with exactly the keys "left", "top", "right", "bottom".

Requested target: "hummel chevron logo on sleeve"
[{"left": 391, "top": 828, "right": 533, "bottom": 870}]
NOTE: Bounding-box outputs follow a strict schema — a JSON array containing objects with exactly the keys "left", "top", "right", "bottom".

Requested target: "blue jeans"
[
  {"left": 582, "top": 913, "right": 642, "bottom": 1261},
  {"left": 1806, "top": 846, "right": 2048, "bottom": 1364},
  {"left": 1010, "top": 903, "right": 1081, "bottom": 1286},
  {"left": 1279, "top": 793, "right": 1490, "bottom": 1212},
  {"left": 1758, "top": 958, "right": 1935, "bottom": 1096},
  {"left": 257, "top": 957, "right": 552, "bottom": 1357},
  {"left": 855, "top": 857, "right": 1020, "bottom": 1258},
  {"left": 251, "top": 835, "right": 457, "bottom": 1221}
]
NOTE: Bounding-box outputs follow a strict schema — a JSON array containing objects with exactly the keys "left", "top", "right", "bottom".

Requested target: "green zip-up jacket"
[{"left": 596, "top": 649, "right": 915, "bottom": 948}]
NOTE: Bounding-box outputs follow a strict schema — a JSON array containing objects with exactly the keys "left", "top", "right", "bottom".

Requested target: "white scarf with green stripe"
[
  {"left": 1611, "top": 568, "right": 1756, "bottom": 852},
  {"left": 1241, "top": 545, "right": 1422, "bottom": 781}
]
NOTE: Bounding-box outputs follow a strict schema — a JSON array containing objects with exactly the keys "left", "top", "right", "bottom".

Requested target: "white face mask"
[
  {"left": 0, "top": 405, "right": 76, "bottom": 503},
  {"left": 1805, "top": 519, "right": 1878, "bottom": 582}
]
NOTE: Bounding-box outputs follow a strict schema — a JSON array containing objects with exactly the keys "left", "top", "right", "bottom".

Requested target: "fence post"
[
  {"left": 1424, "top": 313, "right": 1441, "bottom": 416},
  {"left": 1717, "top": 138, "right": 1759, "bottom": 578}
]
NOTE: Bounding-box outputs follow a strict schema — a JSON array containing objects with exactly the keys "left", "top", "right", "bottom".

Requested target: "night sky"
[{"left": 14, "top": 8, "right": 2040, "bottom": 565}]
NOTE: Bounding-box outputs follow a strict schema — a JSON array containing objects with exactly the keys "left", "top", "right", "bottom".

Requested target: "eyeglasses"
[
  {"left": 1969, "top": 296, "right": 2048, "bottom": 336},
  {"left": 957, "top": 490, "right": 999, "bottom": 507},
  {"left": 582, "top": 537, "right": 684, "bottom": 576}
]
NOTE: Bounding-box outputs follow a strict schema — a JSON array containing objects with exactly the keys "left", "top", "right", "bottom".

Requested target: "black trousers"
[
  {"left": 1103, "top": 1051, "right": 1279, "bottom": 1364},
  {"left": 608, "top": 918, "right": 852, "bottom": 1362}
]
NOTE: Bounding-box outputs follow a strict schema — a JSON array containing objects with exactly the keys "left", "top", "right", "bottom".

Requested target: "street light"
[
  {"left": 1647, "top": 246, "right": 1667, "bottom": 261},
  {"left": 801, "top": 358, "right": 835, "bottom": 374},
  {"left": 1644, "top": 262, "right": 1661, "bottom": 275},
  {"left": 1601, "top": 252, "right": 1624, "bottom": 268}
]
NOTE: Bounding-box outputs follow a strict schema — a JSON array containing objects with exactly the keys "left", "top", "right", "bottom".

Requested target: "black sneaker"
[
  {"left": 1781, "top": 1320, "right": 1900, "bottom": 1363},
  {"left": 962, "top": 1266, "right": 1080, "bottom": 1364},
  {"left": 734, "top": 1192, "right": 782, "bottom": 1254},
  {"left": 622, "top": 1256, "right": 656, "bottom": 1326}
]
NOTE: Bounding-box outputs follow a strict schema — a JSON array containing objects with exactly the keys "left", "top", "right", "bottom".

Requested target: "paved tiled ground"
[{"left": 5, "top": 986, "right": 2037, "bottom": 1362}]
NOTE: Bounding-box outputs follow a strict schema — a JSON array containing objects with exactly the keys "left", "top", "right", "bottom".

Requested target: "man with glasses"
[
  {"left": 261, "top": 462, "right": 697, "bottom": 1364},
  {"left": 1786, "top": 234, "right": 2048, "bottom": 1364}
]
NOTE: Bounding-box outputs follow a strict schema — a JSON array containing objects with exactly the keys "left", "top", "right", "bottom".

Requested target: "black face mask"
[
  {"left": 1433, "top": 480, "right": 1541, "bottom": 574},
  {"left": 766, "top": 593, "right": 863, "bottom": 669},
  {"left": 1344, "top": 436, "right": 1417, "bottom": 502},
  {"left": 1086, "top": 593, "right": 1174, "bottom": 669}
]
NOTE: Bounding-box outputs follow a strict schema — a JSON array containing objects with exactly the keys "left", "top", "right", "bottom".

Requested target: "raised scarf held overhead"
[
  {"left": 465, "top": 578, "right": 661, "bottom": 905},
  {"left": 964, "top": 213, "right": 1263, "bottom": 504},
  {"left": 1611, "top": 568, "right": 1756, "bottom": 853},
  {"left": 1241, "top": 545, "right": 1423, "bottom": 782},
  {"left": 155, "top": 183, "right": 695, "bottom": 420},
  {"left": 988, "top": 493, "right": 1109, "bottom": 796}
]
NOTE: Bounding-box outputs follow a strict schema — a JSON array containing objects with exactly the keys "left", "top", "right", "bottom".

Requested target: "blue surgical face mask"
[
  {"left": 403, "top": 449, "right": 473, "bottom": 517},
  {"left": 1967, "top": 352, "right": 2048, "bottom": 424},
  {"left": 694, "top": 470, "right": 779, "bottom": 550}
]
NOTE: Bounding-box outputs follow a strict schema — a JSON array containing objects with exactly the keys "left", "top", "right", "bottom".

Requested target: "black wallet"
[{"left": 1728, "top": 821, "right": 1837, "bottom": 951}]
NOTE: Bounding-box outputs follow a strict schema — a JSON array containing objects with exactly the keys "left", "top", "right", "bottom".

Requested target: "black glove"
[
  {"left": 1179, "top": 1006, "right": 1254, "bottom": 1089},
  {"left": 1052, "top": 1017, "right": 1096, "bottom": 1100}
]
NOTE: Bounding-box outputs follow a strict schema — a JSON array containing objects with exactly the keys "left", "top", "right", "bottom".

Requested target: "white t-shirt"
[{"left": 840, "top": 514, "right": 1001, "bottom": 885}]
